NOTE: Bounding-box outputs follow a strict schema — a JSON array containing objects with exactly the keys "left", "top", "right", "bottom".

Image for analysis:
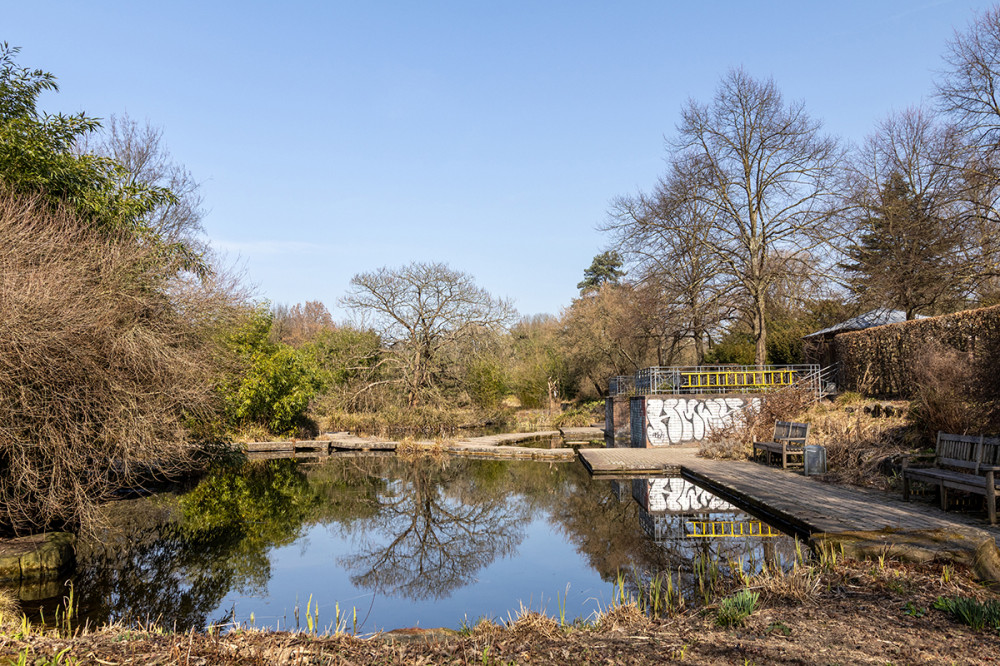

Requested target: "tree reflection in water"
[
  {"left": 337, "top": 456, "right": 532, "bottom": 601},
  {"left": 47, "top": 456, "right": 791, "bottom": 631},
  {"left": 72, "top": 458, "right": 384, "bottom": 629}
]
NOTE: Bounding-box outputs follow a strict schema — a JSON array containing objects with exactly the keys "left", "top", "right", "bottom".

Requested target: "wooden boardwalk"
[
  {"left": 578, "top": 446, "right": 697, "bottom": 476},
  {"left": 577, "top": 446, "right": 1000, "bottom": 580},
  {"left": 242, "top": 430, "right": 578, "bottom": 462}
]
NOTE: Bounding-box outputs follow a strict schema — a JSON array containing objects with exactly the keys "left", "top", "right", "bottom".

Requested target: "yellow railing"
[
  {"left": 679, "top": 369, "right": 799, "bottom": 391},
  {"left": 686, "top": 520, "right": 781, "bottom": 538},
  {"left": 627, "top": 364, "right": 821, "bottom": 396}
]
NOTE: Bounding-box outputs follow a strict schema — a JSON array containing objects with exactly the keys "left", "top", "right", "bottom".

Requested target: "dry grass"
[
  {"left": 806, "top": 401, "right": 912, "bottom": 488},
  {"left": 504, "top": 607, "right": 562, "bottom": 640},
  {"left": 747, "top": 562, "right": 822, "bottom": 604},
  {"left": 595, "top": 601, "right": 649, "bottom": 632},
  {"left": 0, "top": 589, "right": 19, "bottom": 618},
  {"left": 701, "top": 386, "right": 816, "bottom": 459}
]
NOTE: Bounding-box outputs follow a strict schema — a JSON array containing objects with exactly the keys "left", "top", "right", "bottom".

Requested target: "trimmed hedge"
[{"left": 835, "top": 304, "right": 1000, "bottom": 397}]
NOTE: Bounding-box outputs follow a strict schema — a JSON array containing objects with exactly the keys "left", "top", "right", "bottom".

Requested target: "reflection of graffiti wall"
[
  {"left": 631, "top": 395, "right": 760, "bottom": 446},
  {"left": 632, "top": 477, "right": 735, "bottom": 514}
]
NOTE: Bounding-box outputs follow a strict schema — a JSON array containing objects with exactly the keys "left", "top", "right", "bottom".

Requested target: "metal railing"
[
  {"left": 686, "top": 520, "right": 781, "bottom": 538},
  {"left": 608, "top": 375, "right": 635, "bottom": 396},
  {"left": 625, "top": 364, "right": 820, "bottom": 396}
]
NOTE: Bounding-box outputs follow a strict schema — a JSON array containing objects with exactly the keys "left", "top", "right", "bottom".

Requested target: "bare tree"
[
  {"left": 673, "top": 69, "right": 843, "bottom": 366},
  {"left": 340, "top": 262, "right": 514, "bottom": 407},
  {"left": 271, "top": 300, "right": 336, "bottom": 347},
  {"left": 606, "top": 155, "right": 735, "bottom": 364},
  {"left": 936, "top": 10, "right": 1000, "bottom": 303},
  {"left": 79, "top": 112, "right": 206, "bottom": 253},
  {"left": 841, "top": 107, "right": 991, "bottom": 317},
  {"left": 939, "top": 6, "right": 1000, "bottom": 151}
]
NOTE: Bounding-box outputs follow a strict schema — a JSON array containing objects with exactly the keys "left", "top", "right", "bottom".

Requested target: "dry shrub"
[
  {"left": 807, "top": 403, "right": 910, "bottom": 488},
  {"left": 909, "top": 342, "right": 986, "bottom": 438},
  {"left": 504, "top": 607, "right": 561, "bottom": 640},
  {"left": 0, "top": 195, "right": 238, "bottom": 534},
  {"left": 595, "top": 601, "right": 648, "bottom": 632},
  {"left": 701, "top": 387, "right": 815, "bottom": 459}
]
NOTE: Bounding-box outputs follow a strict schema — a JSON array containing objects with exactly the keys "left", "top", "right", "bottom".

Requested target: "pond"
[{"left": 11, "top": 455, "right": 798, "bottom": 633}]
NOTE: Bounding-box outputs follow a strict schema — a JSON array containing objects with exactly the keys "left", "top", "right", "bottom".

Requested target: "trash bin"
[{"left": 804, "top": 445, "right": 827, "bottom": 476}]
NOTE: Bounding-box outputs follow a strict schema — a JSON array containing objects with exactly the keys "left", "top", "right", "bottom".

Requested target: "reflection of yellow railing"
[
  {"left": 686, "top": 520, "right": 781, "bottom": 538},
  {"left": 679, "top": 369, "right": 799, "bottom": 392}
]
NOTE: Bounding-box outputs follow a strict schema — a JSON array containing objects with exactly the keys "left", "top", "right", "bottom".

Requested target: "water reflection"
[
  {"left": 8, "top": 456, "right": 795, "bottom": 631},
  {"left": 337, "top": 457, "right": 529, "bottom": 601}
]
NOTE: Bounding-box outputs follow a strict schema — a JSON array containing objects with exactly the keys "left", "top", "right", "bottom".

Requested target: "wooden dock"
[
  {"left": 577, "top": 446, "right": 1000, "bottom": 581},
  {"left": 578, "top": 446, "right": 696, "bottom": 476}
]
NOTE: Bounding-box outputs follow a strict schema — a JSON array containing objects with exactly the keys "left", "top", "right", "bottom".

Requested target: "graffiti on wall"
[
  {"left": 632, "top": 477, "right": 735, "bottom": 514},
  {"left": 646, "top": 396, "right": 760, "bottom": 446}
]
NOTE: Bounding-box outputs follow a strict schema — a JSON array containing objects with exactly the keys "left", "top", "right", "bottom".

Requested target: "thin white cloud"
[{"left": 209, "top": 239, "right": 339, "bottom": 256}]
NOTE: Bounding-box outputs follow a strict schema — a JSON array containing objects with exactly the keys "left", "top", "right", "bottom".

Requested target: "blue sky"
[{"left": 6, "top": 1, "right": 996, "bottom": 319}]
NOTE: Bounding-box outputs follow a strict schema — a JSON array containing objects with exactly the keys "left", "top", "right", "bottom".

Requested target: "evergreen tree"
[
  {"left": 577, "top": 251, "right": 625, "bottom": 292},
  {"left": 842, "top": 172, "right": 962, "bottom": 319}
]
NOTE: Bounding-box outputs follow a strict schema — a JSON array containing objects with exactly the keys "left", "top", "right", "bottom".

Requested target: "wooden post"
[
  {"left": 987, "top": 470, "right": 996, "bottom": 525},
  {"left": 901, "top": 457, "right": 910, "bottom": 501},
  {"left": 781, "top": 441, "right": 788, "bottom": 470}
]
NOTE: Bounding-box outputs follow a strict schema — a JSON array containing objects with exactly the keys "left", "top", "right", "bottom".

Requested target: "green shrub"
[
  {"left": 464, "top": 358, "right": 509, "bottom": 410},
  {"left": 933, "top": 595, "right": 1000, "bottom": 632},
  {"left": 716, "top": 589, "right": 759, "bottom": 627},
  {"left": 220, "top": 308, "right": 319, "bottom": 436}
]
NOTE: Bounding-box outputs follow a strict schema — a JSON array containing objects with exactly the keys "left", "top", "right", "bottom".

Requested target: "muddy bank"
[{"left": 2, "top": 559, "right": 999, "bottom": 665}]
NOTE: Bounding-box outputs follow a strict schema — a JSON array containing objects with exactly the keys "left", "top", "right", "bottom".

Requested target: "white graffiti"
[
  {"left": 634, "top": 477, "right": 735, "bottom": 513},
  {"left": 646, "top": 397, "right": 759, "bottom": 446}
]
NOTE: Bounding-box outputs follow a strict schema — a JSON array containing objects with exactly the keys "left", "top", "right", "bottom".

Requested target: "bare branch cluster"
[{"left": 341, "top": 261, "right": 515, "bottom": 407}]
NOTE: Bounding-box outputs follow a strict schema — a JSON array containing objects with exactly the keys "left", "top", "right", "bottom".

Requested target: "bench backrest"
[
  {"left": 773, "top": 420, "right": 810, "bottom": 444},
  {"left": 936, "top": 432, "right": 1000, "bottom": 472}
]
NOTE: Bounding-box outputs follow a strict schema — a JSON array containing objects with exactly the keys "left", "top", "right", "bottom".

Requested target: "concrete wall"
[{"left": 630, "top": 395, "right": 760, "bottom": 447}]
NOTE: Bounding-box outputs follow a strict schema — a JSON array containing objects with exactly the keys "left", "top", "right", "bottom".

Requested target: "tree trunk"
[{"left": 752, "top": 291, "right": 768, "bottom": 368}]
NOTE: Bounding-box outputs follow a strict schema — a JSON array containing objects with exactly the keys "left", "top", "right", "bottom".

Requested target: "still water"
[{"left": 14, "top": 455, "right": 796, "bottom": 633}]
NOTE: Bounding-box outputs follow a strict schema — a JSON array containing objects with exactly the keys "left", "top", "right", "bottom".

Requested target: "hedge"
[{"left": 834, "top": 304, "right": 1000, "bottom": 397}]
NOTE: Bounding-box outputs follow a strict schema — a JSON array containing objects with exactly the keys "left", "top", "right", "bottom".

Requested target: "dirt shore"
[{"left": 2, "top": 559, "right": 998, "bottom": 665}]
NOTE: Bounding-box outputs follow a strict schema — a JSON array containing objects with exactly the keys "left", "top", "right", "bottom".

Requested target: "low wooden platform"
[{"left": 578, "top": 447, "right": 697, "bottom": 476}]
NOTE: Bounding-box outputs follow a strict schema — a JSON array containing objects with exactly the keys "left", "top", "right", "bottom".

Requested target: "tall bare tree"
[
  {"left": 606, "top": 155, "right": 734, "bottom": 364},
  {"left": 841, "top": 107, "right": 992, "bottom": 317},
  {"left": 673, "top": 69, "right": 843, "bottom": 366},
  {"left": 939, "top": 6, "right": 1000, "bottom": 151},
  {"left": 341, "top": 262, "right": 514, "bottom": 407},
  {"left": 936, "top": 8, "right": 1000, "bottom": 302}
]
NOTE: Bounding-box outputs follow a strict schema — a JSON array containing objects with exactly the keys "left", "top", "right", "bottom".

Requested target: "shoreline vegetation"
[{"left": 1, "top": 556, "right": 998, "bottom": 664}]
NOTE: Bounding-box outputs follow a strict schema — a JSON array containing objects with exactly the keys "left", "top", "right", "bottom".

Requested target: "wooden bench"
[
  {"left": 902, "top": 432, "right": 1000, "bottom": 525},
  {"left": 752, "top": 421, "right": 810, "bottom": 470}
]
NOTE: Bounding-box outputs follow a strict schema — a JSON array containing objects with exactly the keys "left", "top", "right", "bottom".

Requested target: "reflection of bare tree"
[{"left": 339, "top": 458, "right": 530, "bottom": 601}]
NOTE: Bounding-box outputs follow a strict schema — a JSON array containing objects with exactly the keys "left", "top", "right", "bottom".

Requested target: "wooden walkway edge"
[{"left": 577, "top": 446, "right": 1000, "bottom": 583}]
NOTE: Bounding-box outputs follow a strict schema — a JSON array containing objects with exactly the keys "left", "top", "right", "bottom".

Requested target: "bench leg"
[
  {"left": 987, "top": 471, "right": 996, "bottom": 525},
  {"left": 902, "top": 475, "right": 910, "bottom": 502},
  {"left": 940, "top": 485, "right": 948, "bottom": 511},
  {"left": 781, "top": 442, "right": 788, "bottom": 470}
]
